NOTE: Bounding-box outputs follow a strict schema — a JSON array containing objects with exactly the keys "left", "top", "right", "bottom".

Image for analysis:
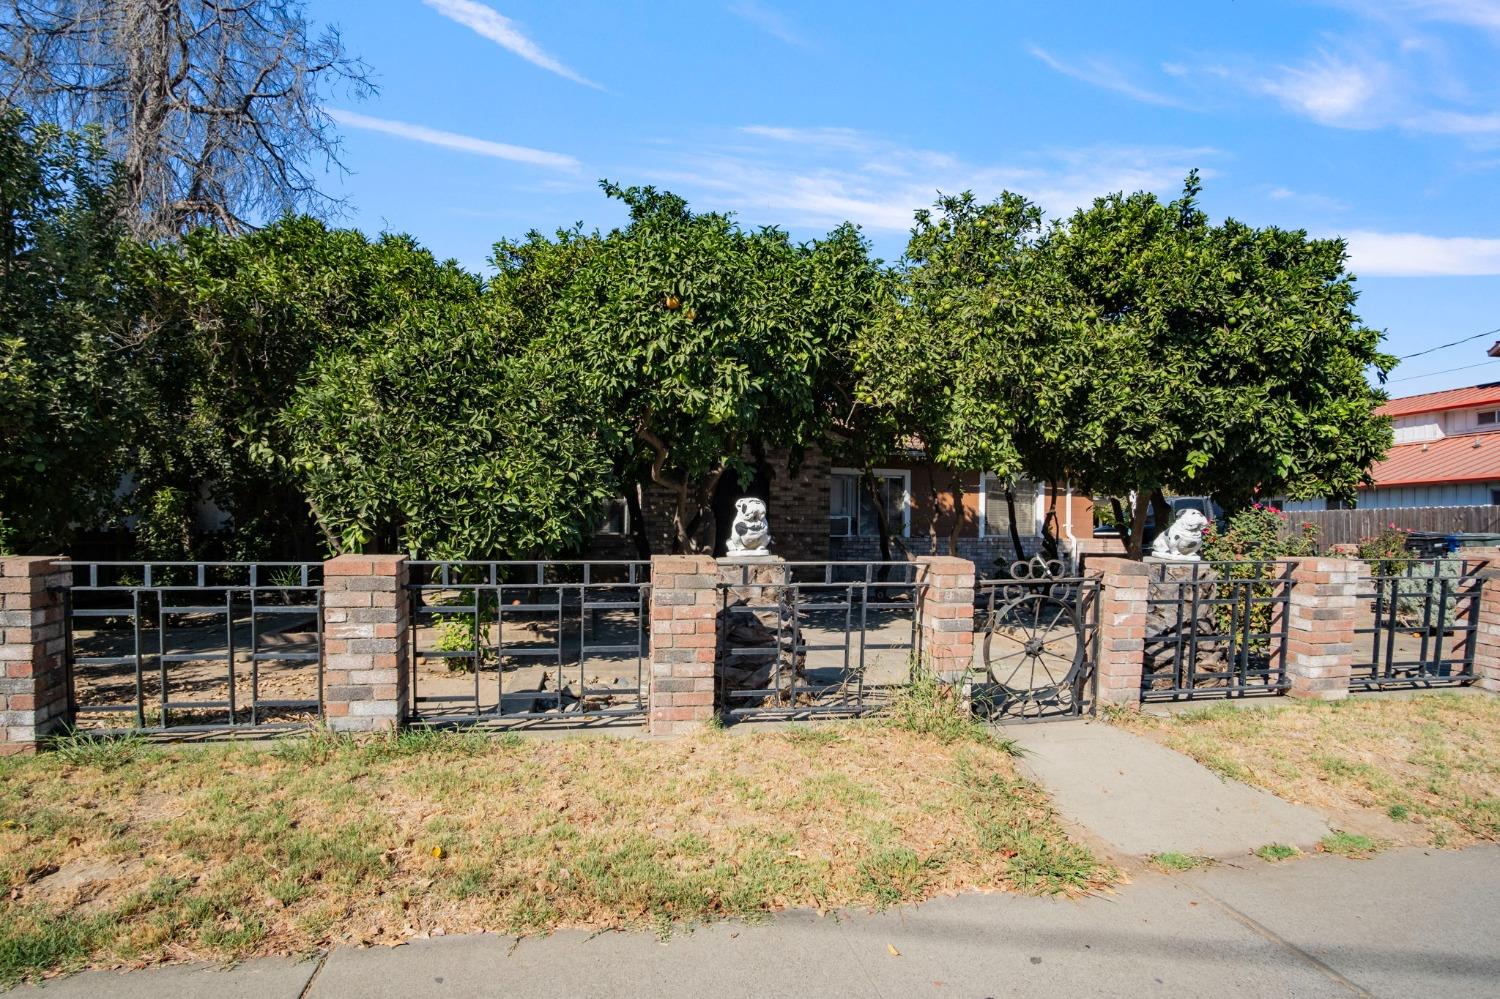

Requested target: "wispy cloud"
[
  {"left": 638, "top": 126, "right": 1212, "bottom": 234},
  {"left": 1325, "top": 0, "right": 1500, "bottom": 33},
  {"left": 1027, "top": 44, "right": 1189, "bottom": 108},
  {"left": 727, "top": 1, "right": 812, "bottom": 48},
  {"left": 1267, "top": 186, "right": 1350, "bottom": 212},
  {"left": 1255, "top": 51, "right": 1386, "bottom": 126},
  {"left": 329, "top": 109, "right": 580, "bottom": 170},
  {"left": 422, "top": 0, "right": 602, "bottom": 89},
  {"left": 1343, "top": 230, "right": 1500, "bottom": 276}
]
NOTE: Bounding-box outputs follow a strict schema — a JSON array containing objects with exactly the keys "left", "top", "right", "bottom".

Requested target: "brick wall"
[
  {"left": 0, "top": 557, "right": 71, "bottom": 753},
  {"left": 648, "top": 554, "right": 717, "bottom": 735},
  {"left": 912, "top": 555, "right": 975, "bottom": 682},
  {"left": 1088, "top": 557, "right": 1150, "bottom": 707},
  {"left": 1284, "top": 557, "right": 1358, "bottom": 700},
  {"left": 322, "top": 555, "right": 409, "bottom": 732}
]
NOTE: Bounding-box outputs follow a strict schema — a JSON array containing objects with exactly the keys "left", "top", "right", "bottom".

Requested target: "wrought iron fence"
[
  {"left": 405, "top": 561, "right": 649, "bottom": 727},
  {"left": 63, "top": 561, "right": 324, "bottom": 732},
  {"left": 1352, "top": 557, "right": 1483, "bottom": 689},
  {"left": 1142, "top": 560, "right": 1293, "bottom": 700},
  {"left": 716, "top": 561, "right": 922, "bottom": 720},
  {"left": 974, "top": 559, "right": 1099, "bottom": 721}
]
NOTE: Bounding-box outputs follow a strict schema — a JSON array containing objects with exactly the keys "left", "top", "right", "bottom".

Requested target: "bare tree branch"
[{"left": 0, "top": 0, "right": 374, "bottom": 238}]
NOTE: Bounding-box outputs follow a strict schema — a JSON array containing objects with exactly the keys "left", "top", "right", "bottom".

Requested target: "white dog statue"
[
  {"left": 725, "top": 497, "right": 773, "bottom": 558},
  {"left": 1151, "top": 508, "right": 1210, "bottom": 561}
]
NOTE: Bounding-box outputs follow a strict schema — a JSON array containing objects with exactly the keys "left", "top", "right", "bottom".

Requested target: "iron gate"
[{"left": 974, "top": 559, "right": 1099, "bottom": 721}]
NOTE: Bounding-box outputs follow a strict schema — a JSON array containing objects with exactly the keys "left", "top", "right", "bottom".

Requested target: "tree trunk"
[
  {"left": 947, "top": 473, "right": 964, "bottom": 557},
  {"left": 625, "top": 483, "right": 651, "bottom": 560},
  {"left": 1110, "top": 496, "right": 1130, "bottom": 541},
  {"left": 1127, "top": 491, "right": 1151, "bottom": 560},
  {"left": 1150, "top": 489, "right": 1173, "bottom": 535},
  {"left": 927, "top": 464, "right": 941, "bottom": 556},
  {"left": 863, "top": 467, "right": 893, "bottom": 564},
  {"left": 1004, "top": 487, "right": 1026, "bottom": 563}
]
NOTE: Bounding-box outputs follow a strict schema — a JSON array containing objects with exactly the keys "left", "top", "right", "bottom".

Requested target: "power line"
[
  {"left": 1389, "top": 358, "right": 1500, "bottom": 383},
  {"left": 1397, "top": 326, "right": 1500, "bottom": 361}
]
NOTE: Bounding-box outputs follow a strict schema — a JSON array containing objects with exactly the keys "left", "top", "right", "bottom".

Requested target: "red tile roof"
[
  {"left": 1379, "top": 382, "right": 1500, "bottom": 418},
  {"left": 1365, "top": 431, "right": 1500, "bottom": 488}
]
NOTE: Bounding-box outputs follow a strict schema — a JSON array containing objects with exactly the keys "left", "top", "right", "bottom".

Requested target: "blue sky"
[{"left": 307, "top": 0, "right": 1500, "bottom": 395}]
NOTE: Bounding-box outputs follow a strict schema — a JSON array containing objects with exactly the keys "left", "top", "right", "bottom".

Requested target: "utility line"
[
  {"left": 1389, "top": 358, "right": 1500, "bottom": 383},
  {"left": 1397, "top": 326, "right": 1500, "bottom": 361}
]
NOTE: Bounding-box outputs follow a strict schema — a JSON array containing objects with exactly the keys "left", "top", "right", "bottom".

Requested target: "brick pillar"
[
  {"left": 912, "top": 556, "right": 976, "bottom": 683},
  {"left": 322, "top": 555, "right": 409, "bottom": 732},
  {"left": 649, "top": 554, "right": 718, "bottom": 736},
  {"left": 1284, "top": 557, "right": 1357, "bottom": 701},
  {"left": 0, "top": 557, "right": 71, "bottom": 753},
  {"left": 1088, "top": 557, "right": 1151, "bottom": 708},
  {"left": 1464, "top": 547, "right": 1500, "bottom": 693}
]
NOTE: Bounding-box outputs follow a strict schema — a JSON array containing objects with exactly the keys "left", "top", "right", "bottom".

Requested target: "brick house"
[{"left": 583, "top": 443, "right": 1099, "bottom": 572}]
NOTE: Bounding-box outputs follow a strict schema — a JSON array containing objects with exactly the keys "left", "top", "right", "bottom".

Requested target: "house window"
[
  {"left": 830, "top": 469, "right": 910, "bottom": 537},
  {"left": 980, "top": 475, "right": 1037, "bottom": 538},
  {"left": 1480, "top": 410, "right": 1499, "bottom": 426},
  {"left": 597, "top": 496, "right": 630, "bottom": 535},
  {"left": 1491, "top": 490, "right": 1500, "bottom": 506}
]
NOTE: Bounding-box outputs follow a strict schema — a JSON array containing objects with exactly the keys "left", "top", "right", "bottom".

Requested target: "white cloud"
[
  {"left": 1027, "top": 44, "right": 1189, "bottom": 108},
  {"left": 328, "top": 109, "right": 580, "bottom": 170},
  {"left": 639, "top": 126, "right": 1213, "bottom": 233},
  {"left": 1255, "top": 51, "right": 1385, "bottom": 126},
  {"left": 1328, "top": 0, "right": 1500, "bottom": 32},
  {"left": 727, "top": 1, "right": 811, "bottom": 48},
  {"left": 1343, "top": 230, "right": 1500, "bottom": 275},
  {"left": 1408, "top": 108, "right": 1500, "bottom": 133},
  {"left": 422, "top": 0, "right": 601, "bottom": 89}
]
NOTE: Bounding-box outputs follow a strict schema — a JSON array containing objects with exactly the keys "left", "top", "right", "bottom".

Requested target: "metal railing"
[
  {"left": 63, "top": 561, "right": 324, "bottom": 732},
  {"left": 405, "top": 561, "right": 650, "bottom": 727},
  {"left": 716, "top": 561, "right": 922, "bottom": 720},
  {"left": 975, "top": 561, "right": 1100, "bottom": 721},
  {"left": 1352, "top": 557, "right": 1483, "bottom": 689},
  {"left": 1142, "top": 560, "right": 1293, "bottom": 700}
]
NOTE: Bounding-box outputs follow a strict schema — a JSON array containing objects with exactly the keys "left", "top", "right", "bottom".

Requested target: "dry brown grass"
[
  {"left": 1115, "top": 694, "right": 1500, "bottom": 850},
  {"left": 0, "top": 722, "right": 1109, "bottom": 983}
]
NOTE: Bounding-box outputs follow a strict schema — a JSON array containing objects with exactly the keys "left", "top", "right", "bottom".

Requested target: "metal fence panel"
[
  {"left": 406, "top": 561, "right": 650, "bottom": 728},
  {"left": 1142, "top": 560, "right": 1293, "bottom": 700},
  {"left": 717, "top": 561, "right": 922, "bottom": 720},
  {"left": 63, "top": 562, "right": 324, "bottom": 732},
  {"left": 1352, "top": 557, "right": 1482, "bottom": 688}
]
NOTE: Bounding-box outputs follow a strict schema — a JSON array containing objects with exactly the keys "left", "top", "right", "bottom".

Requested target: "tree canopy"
[{"left": 0, "top": 115, "right": 1397, "bottom": 561}]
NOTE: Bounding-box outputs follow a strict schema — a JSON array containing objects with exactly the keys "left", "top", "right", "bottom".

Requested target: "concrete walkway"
[
  {"left": 16, "top": 846, "right": 1500, "bottom": 998},
  {"left": 1004, "top": 718, "right": 1332, "bottom": 858}
]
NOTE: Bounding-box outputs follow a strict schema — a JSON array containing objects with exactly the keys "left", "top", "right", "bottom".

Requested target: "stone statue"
[
  {"left": 1150, "top": 508, "right": 1210, "bottom": 561},
  {"left": 725, "top": 497, "right": 773, "bottom": 558}
]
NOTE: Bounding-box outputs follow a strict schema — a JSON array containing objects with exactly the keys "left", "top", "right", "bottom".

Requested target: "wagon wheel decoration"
[{"left": 980, "top": 586, "right": 1086, "bottom": 719}]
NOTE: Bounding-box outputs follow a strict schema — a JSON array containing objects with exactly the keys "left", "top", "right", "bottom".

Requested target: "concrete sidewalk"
[
  {"left": 16, "top": 846, "right": 1500, "bottom": 998},
  {"left": 1004, "top": 718, "right": 1332, "bottom": 858}
]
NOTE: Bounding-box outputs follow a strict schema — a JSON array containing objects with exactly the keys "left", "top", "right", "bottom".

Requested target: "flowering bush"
[
  {"left": 1356, "top": 525, "right": 1413, "bottom": 577},
  {"left": 1201, "top": 504, "right": 1319, "bottom": 562}
]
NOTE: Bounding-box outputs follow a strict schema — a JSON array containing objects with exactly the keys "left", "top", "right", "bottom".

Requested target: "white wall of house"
[
  {"left": 1391, "top": 405, "right": 1500, "bottom": 444},
  {"left": 1283, "top": 482, "right": 1500, "bottom": 511}
]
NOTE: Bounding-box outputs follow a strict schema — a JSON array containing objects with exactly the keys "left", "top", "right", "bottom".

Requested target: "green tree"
[
  {"left": 511, "top": 183, "right": 876, "bottom": 553},
  {"left": 856, "top": 191, "right": 1081, "bottom": 556},
  {"left": 284, "top": 294, "right": 623, "bottom": 558},
  {"left": 0, "top": 108, "right": 133, "bottom": 552},
  {"left": 1046, "top": 173, "right": 1394, "bottom": 556}
]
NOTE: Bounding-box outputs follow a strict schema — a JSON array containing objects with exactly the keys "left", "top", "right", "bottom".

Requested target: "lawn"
[
  {"left": 0, "top": 708, "right": 1109, "bottom": 984},
  {"left": 1115, "top": 694, "right": 1500, "bottom": 850}
]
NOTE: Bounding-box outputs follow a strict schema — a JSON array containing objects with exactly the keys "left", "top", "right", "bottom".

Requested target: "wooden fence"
[{"left": 1286, "top": 506, "right": 1500, "bottom": 548}]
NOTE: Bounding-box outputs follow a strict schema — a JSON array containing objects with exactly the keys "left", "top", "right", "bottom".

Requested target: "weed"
[
  {"left": 883, "top": 669, "right": 994, "bottom": 746},
  {"left": 1319, "top": 832, "right": 1378, "bottom": 858},
  {"left": 0, "top": 906, "right": 116, "bottom": 987},
  {"left": 1254, "top": 843, "right": 1300, "bottom": 862},
  {"left": 1387, "top": 804, "right": 1410, "bottom": 821},
  {"left": 1148, "top": 852, "right": 1212, "bottom": 872},
  {"left": 49, "top": 731, "right": 148, "bottom": 771}
]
